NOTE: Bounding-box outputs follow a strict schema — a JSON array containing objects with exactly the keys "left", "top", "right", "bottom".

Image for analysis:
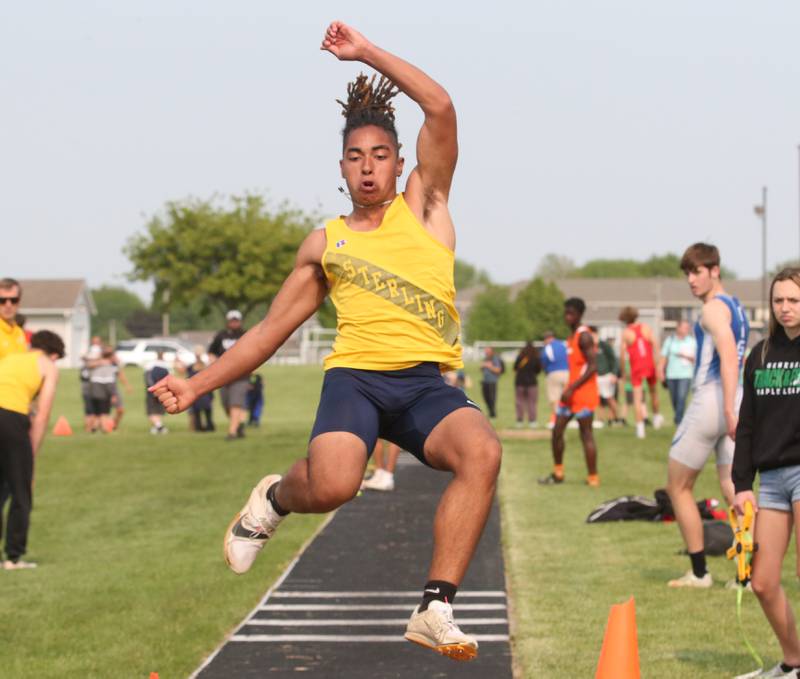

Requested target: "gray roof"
[
  {"left": 457, "top": 277, "right": 765, "bottom": 308},
  {"left": 17, "top": 279, "right": 96, "bottom": 313}
]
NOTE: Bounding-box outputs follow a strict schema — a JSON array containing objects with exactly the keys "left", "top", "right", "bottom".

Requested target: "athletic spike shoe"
[
  {"left": 537, "top": 473, "right": 564, "bottom": 485},
  {"left": 667, "top": 570, "right": 712, "bottom": 589},
  {"left": 404, "top": 600, "right": 478, "bottom": 661},
  {"left": 224, "top": 474, "right": 285, "bottom": 574},
  {"left": 361, "top": 470, "right": 395, "bottom": 492}
]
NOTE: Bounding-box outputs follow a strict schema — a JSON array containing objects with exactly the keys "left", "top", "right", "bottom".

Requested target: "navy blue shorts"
[{"left": 310, "top": 362, "right": 480, "bottom": 466}]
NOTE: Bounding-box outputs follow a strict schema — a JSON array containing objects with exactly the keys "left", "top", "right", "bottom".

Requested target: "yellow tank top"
[
  {"left": 0, "top": 351, "right": 43, "bottom": 415},
  {"left": 322, "top": 193, "right": 463, "bottom": 372}
]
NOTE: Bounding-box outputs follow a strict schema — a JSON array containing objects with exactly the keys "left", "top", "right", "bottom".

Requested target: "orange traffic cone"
[
  {"left": 52, "top": 416, "right": 73, "bottom": 436},
  {"left": 102, "top": 418, "right": 115, "bottom": 433},
  {"left": 149, "top": 673, "right": 159, "bottom": 679},
  {"left": 595, "top": 596, "right": 640, "bottom": 679}
]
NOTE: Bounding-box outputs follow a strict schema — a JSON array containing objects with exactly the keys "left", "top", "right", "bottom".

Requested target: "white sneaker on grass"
[
  {"left": 636, "top": 422, "right": 646, "bottom": 439},
  {"left": 224, "top": 474, "right": 285, "bottom": 574},
  {"left": 653, "top": 413, "right": 665, "bottom": 430},
  {"left": 361, "top": 469, "right": 395, "bottom": 492},
  {"left": 667, "top": 570, "right": 712, "bottom": 589},
  {"left": 3, "top": 559, "right": 37, "bottom": 570},
  {"left": 404, "top": 599, "right": 478, "bottom": 661}
]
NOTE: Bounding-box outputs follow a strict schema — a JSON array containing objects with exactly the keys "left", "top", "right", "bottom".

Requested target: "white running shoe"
[
  {"left": 636, "top": 422, "right": 646, "bottom": 439},
  {"left": 3, "top": 559, "right": 37, "bottom": 570},
  {"left": 404, "top": 600, "right": 478, "bottom": 661},
  {"left": 224, "top": 474, "right": 285, "bottom": 574},
  {"left": 653, "top": 413, "right": 665, "bottom": 430},
  {"left": 667, "top": 570, "right": 713, "bottom": 589},
  {"left": 361, "top": 469, "right": 395, "bottom": 492},
  {"left": 735, "top": 664, "right": 800, "bottom": 678}
]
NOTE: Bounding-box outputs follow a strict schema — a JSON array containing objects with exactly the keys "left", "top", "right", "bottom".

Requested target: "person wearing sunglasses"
[{"left": 0, "top": 279, "right": 26, "bottom": 359}]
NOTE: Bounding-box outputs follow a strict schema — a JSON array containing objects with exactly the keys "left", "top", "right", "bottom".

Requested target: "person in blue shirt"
[
  {"left": 540, "top": 331, "right": 569, "bottom": 429},
  {"left": 658, "top": 319, "right": 696, "bottom": 425}
]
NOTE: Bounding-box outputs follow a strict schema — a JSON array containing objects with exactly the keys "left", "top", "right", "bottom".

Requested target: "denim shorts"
[
  {"left": 555, "top": 405, "right": 594, "bottom": 420},
  {"left": 758, "top": 465, "right": 800, "bottom": 512}
]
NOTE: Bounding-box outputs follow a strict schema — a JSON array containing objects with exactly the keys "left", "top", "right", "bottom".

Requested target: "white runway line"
[
  {"left": 260, "top": 603, "right": 507, "bottom": 612},
  {"left": 231, "top": 634, "right": 511, "bottom": 643},
  {"left": 271, "top": 590, "right": 506, "bottom": 598},
  {"left": 244, "top": 618, "right": 509, "bottom": 626}
]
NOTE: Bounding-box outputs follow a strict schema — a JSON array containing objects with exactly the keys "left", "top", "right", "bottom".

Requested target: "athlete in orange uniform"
[{"left": 540, "top": 298, "right": 600, "bottom": 486}]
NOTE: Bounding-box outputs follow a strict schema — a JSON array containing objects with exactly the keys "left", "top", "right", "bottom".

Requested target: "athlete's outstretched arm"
[
  {"left": 703, "top": 299, "right": 738, "bottom": 439},
  {"left": 150, "top": 231, "right": 328, "bottom": 413},
  {"left": 321, "top": 22, "right": 457, "bottom": 199}
]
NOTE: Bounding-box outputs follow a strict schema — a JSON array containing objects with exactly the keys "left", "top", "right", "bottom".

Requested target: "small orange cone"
[
  {"left": 102, "top": 418, "right": 115, "bottom": 433},
  {"left": 149, "top": 673, "right": 159, "bottom": 679},
  {"left": 52, "top": 416, "right": 73, "bottom": 436},
  {"left": 595, "top": 596, "right": 640, "bottom": 679}
]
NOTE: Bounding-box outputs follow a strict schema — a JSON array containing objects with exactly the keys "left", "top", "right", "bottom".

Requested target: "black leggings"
[
  {"left": 0, "top": 408, "right": 33, "bottom": 562},
  {"left": 481, "top": 382, "right": 498, "bottom": 418}
]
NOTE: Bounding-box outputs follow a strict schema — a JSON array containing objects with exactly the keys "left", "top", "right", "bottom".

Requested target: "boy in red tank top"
[
  {"left": 619, "top": 306, "right": 664, "bottom": 439},
  {"left": 539, "top": 298, "right": 600, "bottom": 487}
]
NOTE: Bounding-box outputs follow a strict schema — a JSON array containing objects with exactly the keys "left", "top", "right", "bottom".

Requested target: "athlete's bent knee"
[{"left": 307, "top": 480, "right": 360, "bottom": 513}]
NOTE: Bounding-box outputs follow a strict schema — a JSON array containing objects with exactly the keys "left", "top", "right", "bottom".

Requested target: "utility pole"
[
  {"left": 161, "top": 288, "right": 170, "bottom": 336},
  {"left": 754, "top": 187, "right": 768, "bottom": 325}
]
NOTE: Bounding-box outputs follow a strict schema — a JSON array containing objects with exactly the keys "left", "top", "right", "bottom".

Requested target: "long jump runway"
[{"left": 195, "top": 454, "right": 514, "bottom": 678}]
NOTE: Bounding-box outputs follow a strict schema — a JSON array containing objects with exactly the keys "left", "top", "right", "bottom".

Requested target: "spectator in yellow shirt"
[{"left": 0, "top": 278, "right": 27, "bottom": 359}]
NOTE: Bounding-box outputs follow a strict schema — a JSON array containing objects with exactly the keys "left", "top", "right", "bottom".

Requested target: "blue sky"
[{"left": 3, "top": 1, "right": 799, "bottom": 300}]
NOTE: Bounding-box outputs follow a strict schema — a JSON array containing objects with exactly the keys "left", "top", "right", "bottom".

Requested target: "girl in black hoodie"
[{"left": 733, "top": 267, "right": 800, "bottom": 677}]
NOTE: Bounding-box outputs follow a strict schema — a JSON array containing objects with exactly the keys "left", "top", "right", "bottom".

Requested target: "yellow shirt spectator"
[{"left": 0, "top": 317, "right": 27, "bottom": 359}]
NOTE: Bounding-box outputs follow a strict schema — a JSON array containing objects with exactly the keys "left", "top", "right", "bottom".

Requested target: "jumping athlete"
[
  {"left": 732, "top": 268, "right": 800, "bottom": 679},
  {"left": 666, "top": 243, "right": 749, "bottom": 588},
  {"left": 539, "top": 297, "right": 600, "bottom": 487},
  {"left": 618, "top": 306, "right": 664, "bottom": 439},
  {"left": 151, "top": 22, "right": 501, "bottom": 661}
]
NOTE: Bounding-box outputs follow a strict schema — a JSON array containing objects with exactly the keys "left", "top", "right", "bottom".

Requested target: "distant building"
[
  {"left": 457, "top": 277, "right": 766, "bottom": 345},
  {"left": 18, "top": 279, "right": 96, "bottom": 368}
]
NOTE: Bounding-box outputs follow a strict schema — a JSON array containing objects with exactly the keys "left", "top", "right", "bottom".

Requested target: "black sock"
[
  {"left": 779, "top": 663, "right": 800, "bottom": 672},
  {"left": 419, "top": 580, "right": 458, "bottom": 612},
  {"left": 689, "top": 550, "right": 707, "bottom": 578},
  {"left": 267, "top": 482, "right": 290, "bottom": 517}
]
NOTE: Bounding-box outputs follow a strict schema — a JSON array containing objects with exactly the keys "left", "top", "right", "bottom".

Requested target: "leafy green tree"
[
  {"left": 576, "top": 258, "right": 643, "bottom": 278},
  {"left": 769, "top": 259, "right": 800, "bottom": 277},
  {"left": 125, "top": 193, "right": 318, "bottom": 317},
  {"left": 454, "top": 259, "right": 491, "bottom": 290},
  {"left": 465, "top": 285, "right": 525, "bottom": 342},
  {"left": 535, "top": 253, "right": 576, "bottom": 280},
  {"left": 91, "top": 286, "right": 146, "bottom": 341},
  {"left": 513, "top": 278, "right": 568, "bottom": 339}
]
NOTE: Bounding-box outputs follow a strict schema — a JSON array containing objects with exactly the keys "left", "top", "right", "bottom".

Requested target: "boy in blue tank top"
[{"left": 665, "top": 243, "right": 750, "bottom": 588}]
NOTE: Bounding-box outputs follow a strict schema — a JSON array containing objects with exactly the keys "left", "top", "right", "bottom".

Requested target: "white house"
[{"left": 18, "top": 279, "right": 96, "bottom": 368}]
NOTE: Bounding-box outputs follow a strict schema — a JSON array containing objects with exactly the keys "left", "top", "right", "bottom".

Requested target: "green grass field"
[{"left": 0, "top": 364, "right": 791, "bottom": 678}]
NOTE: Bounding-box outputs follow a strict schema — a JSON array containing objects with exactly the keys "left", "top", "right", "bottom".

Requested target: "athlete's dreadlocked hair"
[{"left": 338, "top": 73, "right": 400, "bottom": 150}]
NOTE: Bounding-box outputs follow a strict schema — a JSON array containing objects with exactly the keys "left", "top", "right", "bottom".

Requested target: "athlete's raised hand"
[
  {"left": 149, "top": 375, "right": 198, "bottom": 414},
  {"left": 321, "top": 21, "right": 371, "bottom": 61}
]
